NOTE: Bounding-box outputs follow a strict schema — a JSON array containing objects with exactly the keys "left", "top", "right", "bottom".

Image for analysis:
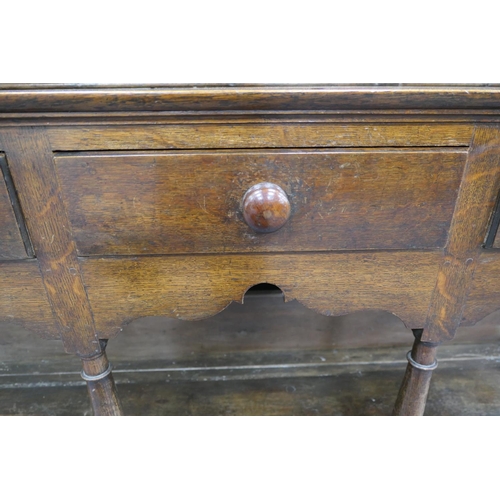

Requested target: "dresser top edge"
[{"left": 2, "top": 85, "right": 500, "bottom": 114}]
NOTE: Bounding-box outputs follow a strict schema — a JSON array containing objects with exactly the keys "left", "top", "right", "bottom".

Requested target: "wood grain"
[
  {"left": 79, "top": 251, "right": 442, "bottom": 339},
  {"left": 393, "top": 333, "right": 438, "bottom": 416},
  {"left": 81, "top": 342, "right": 123, "bottom": 416},
  {"left": 1, "top": 86, "right": 500, "bottom": 113},
  {"left": 55, "top": 149, "right": 466, "bottom": 256},
  {"left": 3, "top": 85, "right": 500, "bottom": 417},
  {"left": 1, "top": 128, "right": 100, "bottom": 356},
  {"left": 462, "top": 251, "right": 500, "bottom": 326},
  {"left": 0, "top": 260, "right": 58, "bottom": 338},
  {"left": 424, "top": 126, "right": 500, "bottom": 342},
  {"left": 47, "top": 123, "right": 474, "bottom": 150},
  {"left": 0, "top": 154, "right": 28, "bottom": 259}
]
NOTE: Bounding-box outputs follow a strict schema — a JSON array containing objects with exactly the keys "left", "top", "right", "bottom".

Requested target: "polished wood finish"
[
  {"left": 0, "top": 260, "right": 58, "bottom": 338},
  {"left": 2, "top": 85, "right": 500, "bottom": 415},
  {"left": 1, "top": 85, "right": 500, "bottom": 113},
  {"left": 462, "top": 251, "right": 500, "bottom": 325},
  {"left": 393, "top": 331, "right": 438, "bottom": 416},
  {"left": 54, "top": 149, "right": 465, "bottom": 256},
  {"left": 424, "top": 127, "right": 500, "bottom": 342},
  {"left": 80, "top": 251, "right": 441, "bottom": 338},
  {"left": 2, "top": 129, "right": 100, "bottom": 357},
  {"left": 47, "top": 124, "right": 475, "bottom": 150},
  {"left": 81, "top": 341, "right": 122, "bottom": 416},
  {"left": 242, "top": 182, "right": 291, "bottom": 233}
]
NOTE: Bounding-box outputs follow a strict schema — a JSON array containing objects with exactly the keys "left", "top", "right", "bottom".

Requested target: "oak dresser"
[{"left": 1, "top": 84, "right": 500, "bottom": 415}]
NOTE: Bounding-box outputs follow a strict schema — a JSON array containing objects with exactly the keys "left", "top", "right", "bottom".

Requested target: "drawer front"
[
  {"left": 54, "top": 149, "right": 466, "bottom": 256},
  {"left": 0, "top": 155, "right": 29, "bottom": 259}
]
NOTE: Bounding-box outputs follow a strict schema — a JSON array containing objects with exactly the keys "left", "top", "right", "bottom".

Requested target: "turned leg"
[
  {"left": 80, "top": 340, "right": 123, "bottom": 416},
  {"left": 393, "top": 330, "right": 439, "bottom": 416}
]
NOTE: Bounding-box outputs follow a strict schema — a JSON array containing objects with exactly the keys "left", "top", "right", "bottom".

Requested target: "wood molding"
[{"left": 1, "top": 86, "right": 500, "bottom": 114}]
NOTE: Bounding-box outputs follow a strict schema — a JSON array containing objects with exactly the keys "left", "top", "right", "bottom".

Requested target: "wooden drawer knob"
[{"left": 242, "top": 182, "right": 291, "bottom": 233}]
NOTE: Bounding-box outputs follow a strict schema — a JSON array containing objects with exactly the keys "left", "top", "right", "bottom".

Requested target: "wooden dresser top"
[{"left": 0, "top": 84, "right": 500, "bottom": 115}]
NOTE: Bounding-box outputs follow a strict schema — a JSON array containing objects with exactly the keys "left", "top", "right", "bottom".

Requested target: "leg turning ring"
[
  {"left": 406, "top": 351, "right": 438, "bottom": 371},
  {"left": 81, "top": 363, "right": 113, "bottom": 382}
]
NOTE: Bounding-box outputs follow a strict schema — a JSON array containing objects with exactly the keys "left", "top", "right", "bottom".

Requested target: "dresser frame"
[{"left": 1, "top": 85, "right": 500, "bottom": 415}]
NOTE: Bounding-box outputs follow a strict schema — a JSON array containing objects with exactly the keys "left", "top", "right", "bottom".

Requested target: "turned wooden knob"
[{"left": 242, "top": 182, "right": 291, "bottom": 233}]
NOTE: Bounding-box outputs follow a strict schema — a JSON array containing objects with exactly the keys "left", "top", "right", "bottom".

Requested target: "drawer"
[
  {"left": 0, "top": 154, "right": 29, "bottom": 259},
  {"left": 54, "top": 148, "right": 467, "bottom": 256}
]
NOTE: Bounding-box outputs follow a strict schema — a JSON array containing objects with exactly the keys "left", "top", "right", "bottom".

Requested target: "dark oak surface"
[
  {"left": 80, "top": 251, "right": 441, "bottom": 338},
  {"left": 2, "top": 129, "right": 100, "bottom": 356},
  {"left": 0, "top": 260, "right": 58, "bottom": 339},
  {"left": 462, "top": 251, "right": 500, "bottom": 325},
  {"left": 55, "top": 149, "right": 465, "bottom": 256},
  {"left": 393, "top": 332, "right": 438, "bottom": 415},
  {"left": 46, "top": 123, "right": 475, "bottom": 149},
  {"left": 1, "top": 85, "right": 500, "bottom": 415},
  {"left": 424, "top": 127, "right": 500, "bottom": 342},
  {"left": 1, "top": 85, "right": 500, "bottom": 113}
]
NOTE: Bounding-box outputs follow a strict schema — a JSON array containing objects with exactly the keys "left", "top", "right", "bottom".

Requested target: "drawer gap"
[
  {"left": 76, "top": 248, "right": 443, "bottom": 260},
  {"left": 53, "top": 146, "right": 470, "bottom": 157},
  {"left": 484, "top": 190, "right": 500, "bottom": 248},
  {"left": 0, "top": 155, "right": 35, "bottom": 257}
]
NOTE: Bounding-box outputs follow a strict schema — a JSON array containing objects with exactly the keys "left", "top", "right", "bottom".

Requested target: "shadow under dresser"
[{"left": 1, "top": 84, "right": 500, "bottom": 415}]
